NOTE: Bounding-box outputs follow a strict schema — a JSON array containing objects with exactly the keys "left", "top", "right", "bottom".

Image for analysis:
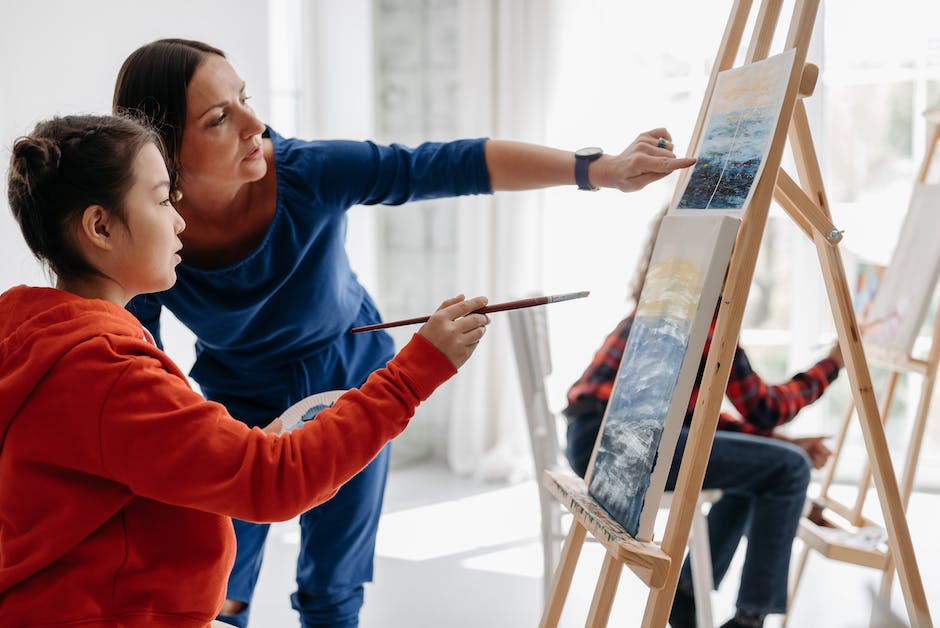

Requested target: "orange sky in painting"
[{"left": 709, "top": 49, "right": 796, "bottom": 114}]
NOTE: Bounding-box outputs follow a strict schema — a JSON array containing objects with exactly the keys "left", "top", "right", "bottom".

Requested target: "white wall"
[
  {"left": 0, "top": 0, "right": 270, "bottom": 368},
  {"left": 302, "top": 0, "right": 380, "bottom": 300}
]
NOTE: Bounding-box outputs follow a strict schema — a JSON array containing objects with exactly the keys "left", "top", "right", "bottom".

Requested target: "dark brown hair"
[
  {"left": 113, "top": 38, "right": 226, "bottom": 190},
  {"left": 7, "top": 114, "right": 162, "bottom": 280}
]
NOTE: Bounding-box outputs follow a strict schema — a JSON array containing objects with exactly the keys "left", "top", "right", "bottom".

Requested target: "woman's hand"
[
  {"left": 418, "top": 295, "right": 491, "bottom": 368},
  {"left": 593, "top": 128, "right": 697, "bottom": 192}
]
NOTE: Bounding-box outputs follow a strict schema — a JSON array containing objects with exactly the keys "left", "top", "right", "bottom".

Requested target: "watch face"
[{"left": 575, "top": 146, "right": 603, "bottom": 159}]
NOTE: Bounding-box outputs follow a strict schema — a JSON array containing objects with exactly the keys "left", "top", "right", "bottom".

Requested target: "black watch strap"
[{"left": 574, "top": 147, "right": 603, "bottom": 191}]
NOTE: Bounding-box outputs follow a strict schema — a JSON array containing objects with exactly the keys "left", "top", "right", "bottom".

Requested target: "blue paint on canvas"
[
  {"left": 588, "top": 314, "right": 691, "bottom": 535},
  {"left": 677, "top": 105, "right": 778, "bottom": 209}
]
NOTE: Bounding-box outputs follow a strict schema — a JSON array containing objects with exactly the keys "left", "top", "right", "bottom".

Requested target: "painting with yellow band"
[{"left": 588, "top": 214, "right": 739, "bottom": 540}]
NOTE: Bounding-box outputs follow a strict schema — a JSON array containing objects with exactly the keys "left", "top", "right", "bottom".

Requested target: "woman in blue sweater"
[{"left": 113, "top": 38, "right": 694, "bottom": 628}]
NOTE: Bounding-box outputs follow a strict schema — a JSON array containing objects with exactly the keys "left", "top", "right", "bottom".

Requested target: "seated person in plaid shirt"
[{"left": 563, "top": 212, "right": 843, "bottom": 628}]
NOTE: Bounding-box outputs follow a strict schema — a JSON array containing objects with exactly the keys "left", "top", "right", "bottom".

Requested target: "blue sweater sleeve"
[{"left": 276, "top": 137, "right": 493, "bottom": 212}]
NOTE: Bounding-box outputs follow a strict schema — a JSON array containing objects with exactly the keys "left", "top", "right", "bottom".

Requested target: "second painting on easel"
[
  {"left": 863, "top": 183, "right": 940, "bottom": 356},
  {"left": 588, "top": 214, "right": 739, "bottom": 540},
  {"left": 852, "top": 260, "right": 887, "bottom": 321},
  {"left": 675, "top": 49, "right": 795, "bottom": 214}
]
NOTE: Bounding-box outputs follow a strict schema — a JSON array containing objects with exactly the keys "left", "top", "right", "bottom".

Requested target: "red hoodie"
[{"left": 0, "top": 285, "right": 455, "bottom": 626}]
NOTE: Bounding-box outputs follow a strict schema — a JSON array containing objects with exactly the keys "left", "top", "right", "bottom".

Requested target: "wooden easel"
[
  {"left": 538, "top": 1, "right": 933, "bottom": 626},
  {"left": 787, "top": 103, "right": 940, "bottom": 624}
]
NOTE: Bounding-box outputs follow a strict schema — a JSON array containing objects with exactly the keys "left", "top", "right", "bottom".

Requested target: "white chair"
[
  {"left": 508, "top": 305, "right": 719, "bottom": 627},
  {"left": 508, "top": 305, "right": 567, "bottom": 594}
]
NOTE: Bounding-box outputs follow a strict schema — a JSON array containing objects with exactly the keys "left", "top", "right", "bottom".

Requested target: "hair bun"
[{"left": 10, "top": 135, "right": 62, "bottom": 199}]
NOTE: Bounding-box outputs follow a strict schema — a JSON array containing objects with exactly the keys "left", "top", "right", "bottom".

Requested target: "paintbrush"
[{"left": 350, "top": 290, "right": 590, "bottom": 333}]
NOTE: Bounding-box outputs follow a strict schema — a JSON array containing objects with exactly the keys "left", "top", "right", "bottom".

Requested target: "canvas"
[
  {"left": 674, "top": 49, "right": 795, "bottom": 215},
  {"left": 864, "top": 183, "right": 940, "bottom": 356},
  {"left": 852, "top": 260, "right": 887, "bottom": 321},
  {"left": 588, "top": 214, "right": 740, "bottom": 540}
]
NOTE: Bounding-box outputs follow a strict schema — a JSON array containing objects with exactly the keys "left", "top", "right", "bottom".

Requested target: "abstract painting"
[
  {"left": 588, "top": 214, "right": 740, "bottom": 540},
  {"left": 674, "top": 49, "right": 795, "bottom": 214},
  {"left": 864, "top": 183, "right": 940, "bottom": 356},
  {"left": 852, "top": 261, "right": 887, "bottom": 321}
]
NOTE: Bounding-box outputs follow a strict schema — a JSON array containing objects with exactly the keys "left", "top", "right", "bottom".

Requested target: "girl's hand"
[
  {"left": 261, "top": 418, "right": 283, "bottom": 435},
  {"left": 418, "top": 295, "right": 490, "bottom": 368}
]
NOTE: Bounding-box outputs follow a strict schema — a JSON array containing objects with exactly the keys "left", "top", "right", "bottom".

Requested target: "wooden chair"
[{"left": 508, "top": 305, "right": 720, "bottom": 626}]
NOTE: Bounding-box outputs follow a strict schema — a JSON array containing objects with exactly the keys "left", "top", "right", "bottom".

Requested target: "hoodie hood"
[{"left": 0, "top": 286, "right": 147, "bottom": 447}]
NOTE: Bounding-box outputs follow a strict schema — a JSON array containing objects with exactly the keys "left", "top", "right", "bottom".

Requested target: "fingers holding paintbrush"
[
  {"left": 418, "top": 295, "right": 491, "bottom": 368},
  {"left": 350, "top": 290, "right": 589, "bottom": 333}
]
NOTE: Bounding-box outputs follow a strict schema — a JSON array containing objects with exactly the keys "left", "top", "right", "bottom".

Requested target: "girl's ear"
[{"left": 80, "top": 205, "right": 116, "bottom": 251}]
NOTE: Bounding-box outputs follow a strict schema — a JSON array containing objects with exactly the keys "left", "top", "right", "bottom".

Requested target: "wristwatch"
[{"left": 574, "top": 147, "right": 603, "bottom": 191}]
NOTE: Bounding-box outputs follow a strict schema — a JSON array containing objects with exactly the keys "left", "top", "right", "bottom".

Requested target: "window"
[{"left": 818, "top": 0, "right": 940, "bottom": 489}]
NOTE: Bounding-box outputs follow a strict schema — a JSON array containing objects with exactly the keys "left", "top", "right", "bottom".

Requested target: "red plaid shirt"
[{"left": 563, "top": 312, "right": 840, "bottom": 435}]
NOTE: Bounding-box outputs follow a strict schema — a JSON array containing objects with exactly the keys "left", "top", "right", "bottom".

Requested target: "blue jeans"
[{"left": 567, "top": 415, "right": 811, "bottom": 616}]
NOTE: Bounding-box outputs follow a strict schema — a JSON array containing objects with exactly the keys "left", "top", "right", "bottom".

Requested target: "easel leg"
[
  {"left": 783, "top": 541, "right": 812, "bottom": 627},
  {"left": 585, "top": 552, "right": 623, "bottom": 628},
  {"left": 870, "top": 360, "right": 937, "bottom": 627},
  {"left": 540, "top": 522, "right": 588, "bottom": 628},
  {"left": 818, "top": 399, "right": 855, "bottom": 499},
  {"left": 689, "top": 505, "right": 716, "bottom": 628},
  {"left": 784, "top": 89, "right": 932, "bottom": 625},
  {"left": 871, "top": 557, "right": 897, "bottom": 628},
  {"left": 850, "top": 371, "right": 900, "bottom": 525},
  {"left": 813, "top": 233, "right": 933, "bottom": 627},
  {"left": 539, "top": 488, "right": 562, "bottom": 598}
]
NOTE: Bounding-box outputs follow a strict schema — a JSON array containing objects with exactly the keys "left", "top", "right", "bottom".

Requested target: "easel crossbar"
[
  {"left": 866, "top": 349, "right": 930, "bottom": 375},
  {"left": 774, "top": 168, "right": 840, "bottom": 243},
  {"left": 820, "top": 497, "right": 881, "bottom": 529},
  {"left": 543, "top": 471, "right": 671, "bottom": 588},
  {"left": 797, "top": 520, "right": 890, "bottom": 570}
]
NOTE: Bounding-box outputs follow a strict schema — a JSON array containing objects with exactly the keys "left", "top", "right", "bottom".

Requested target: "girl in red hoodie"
[{"left": 0, "top": 114, "right": 489, "bottom": 626}]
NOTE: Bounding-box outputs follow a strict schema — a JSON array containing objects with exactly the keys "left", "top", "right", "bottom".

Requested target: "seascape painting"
[
  {"left": 675, "top": 49, "right": 795, "bottom": 214},
  {"left": 864, "top": 183, "right": 940, "bottom": 356},
  {"left": 588, "top": 215, "right": 740, "bottom": 540}
]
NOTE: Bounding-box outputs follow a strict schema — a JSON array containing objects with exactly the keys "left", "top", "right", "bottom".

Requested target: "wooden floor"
[{"left": 248, "top": 462, "right": 939, "bottom": 627}]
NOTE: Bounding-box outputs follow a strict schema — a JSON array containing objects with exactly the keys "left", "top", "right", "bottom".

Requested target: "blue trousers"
[
  {"left": 203, "top": 298, "right": 396, "bottom": 628},
  {"left": 217, "top": 447, "right": 390, "bottom": 628},
  {"left": 567, "top": 415, "right": 811, "bottom": 616}
]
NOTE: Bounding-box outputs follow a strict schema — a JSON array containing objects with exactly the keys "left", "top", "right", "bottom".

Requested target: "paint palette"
[{"left": 278, "top": 390, "right": 347, "bottom": 434}]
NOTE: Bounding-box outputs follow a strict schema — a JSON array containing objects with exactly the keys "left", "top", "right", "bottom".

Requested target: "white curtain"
[{"left": 445, "top": 0, "right": 556, "bottom": 481}]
